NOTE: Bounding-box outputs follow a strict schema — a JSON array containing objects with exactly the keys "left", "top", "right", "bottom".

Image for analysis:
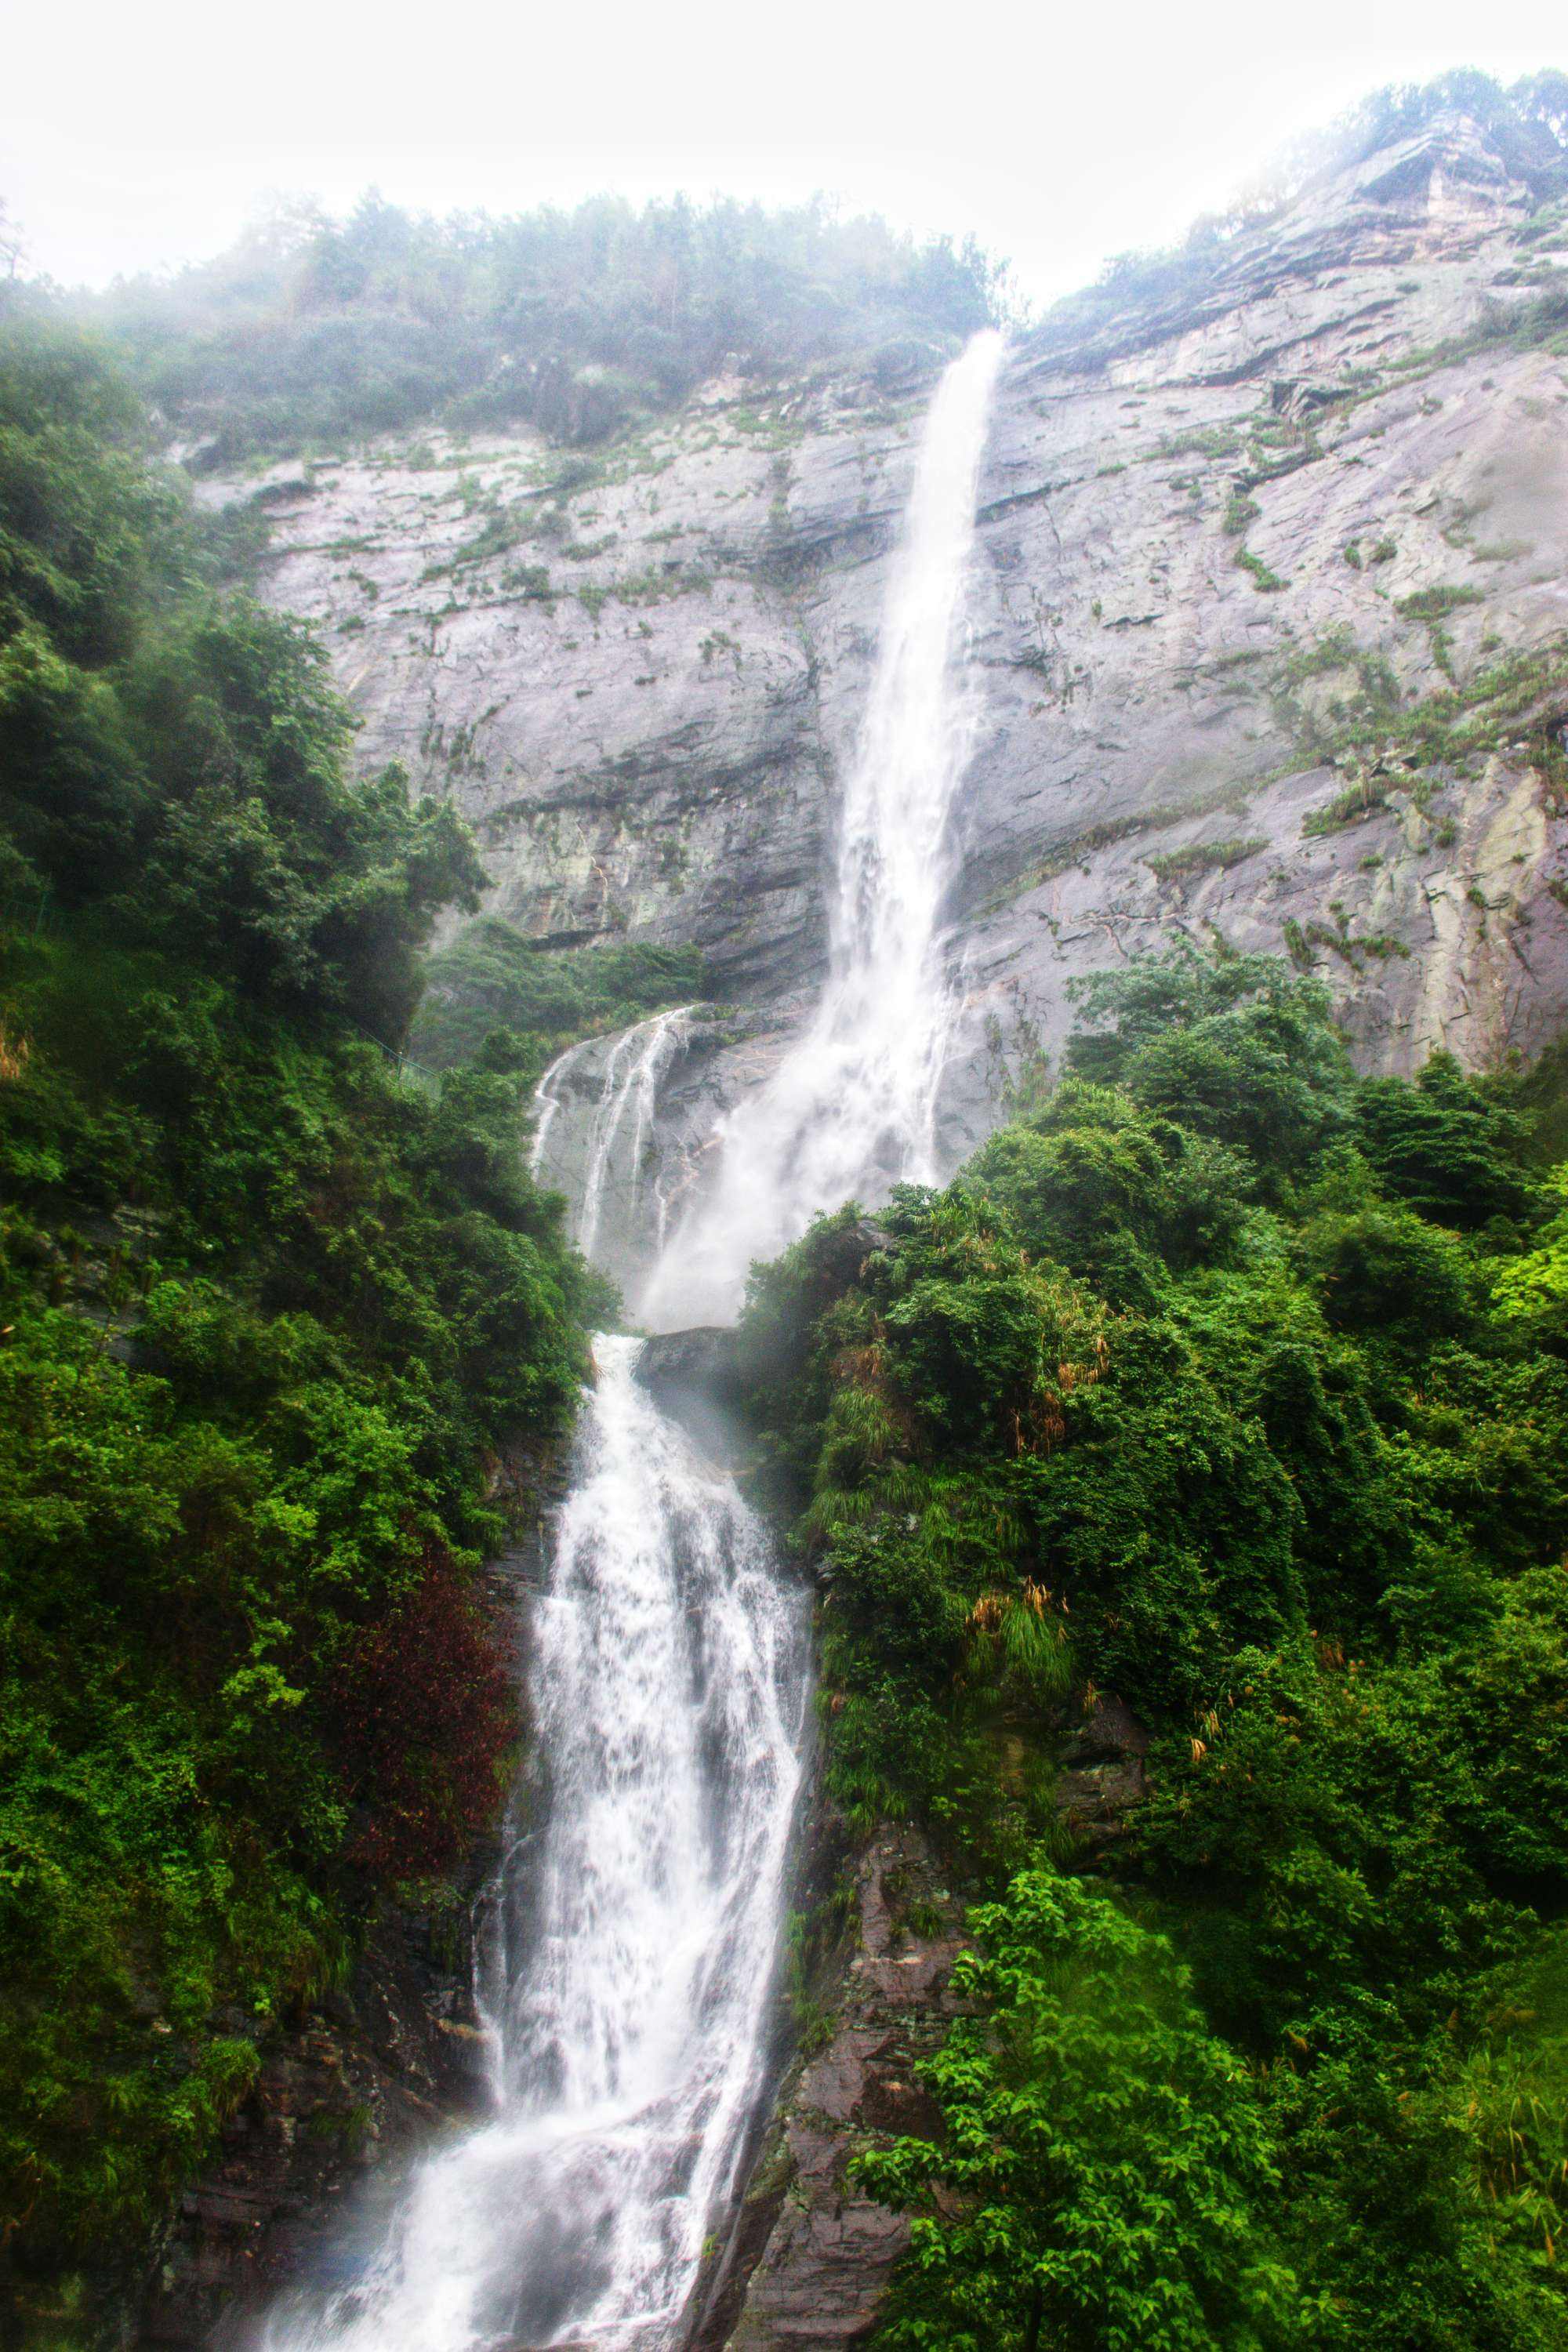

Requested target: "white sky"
[{"left": 5, "top": 0, "right": 1567, "bottom": 306}]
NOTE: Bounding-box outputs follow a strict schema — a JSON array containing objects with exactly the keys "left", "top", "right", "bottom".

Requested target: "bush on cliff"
[
  {"left": 0, "top": 313, "right": 602, "bottom": 2296},
  {"left": 856, "top": 1868, "right": 1303, "bottom": 2352},
  {"left": 739, "top": 946, "right": 1568, "bottom": 2348}
]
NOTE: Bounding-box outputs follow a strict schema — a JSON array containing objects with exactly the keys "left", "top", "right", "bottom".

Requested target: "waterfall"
[
  {"left": 267, "top": 1340, "right": 808, "bottom": 2352},
  {"left": 528, "top": 1037, "right": 591, "bottom": 1181},
  {"left": 530, "top": 1008, "right": 694, "bottom": 1291},
  {"left": 261, "top": 331, "right": 1000, "bottom": 2352},
  {"left": 575, "top": 1009, "right": 691, "bottom": 1263},
  {"left": 643, "top": 328, "right": 1004, "bottom": 1327}
]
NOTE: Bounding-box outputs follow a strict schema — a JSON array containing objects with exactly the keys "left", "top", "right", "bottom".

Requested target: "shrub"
[{"left": 855, "top": 1865, "right": 1302, "bottom": 2352}]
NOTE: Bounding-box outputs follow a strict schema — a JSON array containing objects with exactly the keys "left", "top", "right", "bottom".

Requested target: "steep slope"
[
  {"left": 217, "top": 106, "right": 1568, "bottom": 1289},
  {"left": 965, "top": 109, "right": 1568, "bottom": 1087}
]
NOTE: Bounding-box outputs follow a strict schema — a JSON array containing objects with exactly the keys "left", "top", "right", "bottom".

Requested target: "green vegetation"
[
  {"left": 1290, "top": 911, "right": 1414, "bottom": 971},
  {"left": 1273, "top": 627, "right": 1404, "bottom": 762},
  {"left": 1302, "top": 772, "right": 1395, "bottom": 835},
  {"left": 0, "top": 313, "right": 606, "bottom": 2309},
  {"left": 1235, "top": 546, "right": 1287, "bottom": 593},
  {"left": 1143, "top": 837, "right": 1265, "bottom": 880},
  {"left": 1337, "top": 637, "right": 1568, "bottom": 784},
  {"left": 1396, "top": 585, "right": 1486, "bottom": 622},
  {"left": 410, "top": 920, "right": 706, "bottom": 1070},
  {"left": 1274, "top": 622, "right": 1568, "bottom": 808},
  {"left": 737, "top": 946, "right": 1568, "bottom": 2349},
  {"left": 76, "top": 194, "right": 1010, "bottom": 463},
  {"left": 1159, "top": 424, "right": 1243, "bottom": 462},
  {"left": 857, "top": 1869, "right": 1301, "bottom": 2350}
]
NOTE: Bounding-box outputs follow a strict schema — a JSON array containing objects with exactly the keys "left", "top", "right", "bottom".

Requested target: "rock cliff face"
[
  {"left": 710, "top": 1826, "right": 965, "bottom": 2352},
  {"left": 133, "top": 1486, "right": 559, "bottom": 2352},
  {"left": 220, "top": 107, "right": 1568, "bottom": 1306},
  {"left": 201, "top": 113, "right": 1568, "bottom": 2345},
  {"left": 140, "top": 1893, "right": 490, "bottom": 2350},
  {"left": 680, "top": 1691, "right": 1149, "bottom": 2352},
  {"left": 963, "top": 110, "right": 1568, "bottom": 1102}
]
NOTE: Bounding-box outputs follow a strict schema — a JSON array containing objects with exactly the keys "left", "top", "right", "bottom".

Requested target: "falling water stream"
[
  {"left": 531, "top": 1009, "right": 695, "bottom": 1280},
  {"left": 267, "top": 331, "right": 1000, "bottom": 2352},
  {"left": 644, "top": 328, "right": 1004, "bottom": 1328}
]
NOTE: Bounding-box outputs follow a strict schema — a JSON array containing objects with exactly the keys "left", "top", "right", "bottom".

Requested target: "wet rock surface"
[
  {"left": 133, "top": 1506, "right": 557, "bottom": 2350},
  {"left": 711, "top": 1826, "right": 967, "bottom": 2352},
  {"left": 1053, "top": 1689, "right": 1153, "bottom": 1847},
  {"left": 633, "top": 1324, "right": 744, "bottom": 1406},
  {"left": 209, "top": 107, "right": 1568, "bottom": 1305},
  {"left": 140, "top": 1900, "right": 490, "bottom": 2350},
  {"left": 706, "top": 1697, "right": 1149, "bottom": 2349}
]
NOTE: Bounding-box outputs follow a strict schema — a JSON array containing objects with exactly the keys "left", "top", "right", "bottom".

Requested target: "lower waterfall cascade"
[
  {"left": 267, "top": 1341, "right": 807, "bottom": 2352},
  {"left": 263, "top": 330, "right": 1002, "bottom": 2352}
]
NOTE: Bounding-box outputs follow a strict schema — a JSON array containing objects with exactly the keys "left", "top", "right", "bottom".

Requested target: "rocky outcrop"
[
  {"left": 710, "top": 1826, "right": 966, "bottom": 2352},
  {"left": 634, "top": 1324, "right": 744, "bottom": 1406},
  {"left": 209, "top": 107, "right": 1568, "bottom": 1305},
  {"left": 698, "top": 1686, "right": 1149, "bottom": 2351},
  {"left": 1054, "top": 1690, "right": 1152, "bottom": 1847},
  {"left": 959, "top": 107, "right": 1568, "bottom": 1103},
  {"left": 140, "top": 1896, "right": 489, "bottom": 2350}
]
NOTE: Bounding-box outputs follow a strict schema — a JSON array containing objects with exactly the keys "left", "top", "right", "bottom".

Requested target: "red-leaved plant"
[{"left": 329, "top": 1550, "right": 515, "bottom": 1880}]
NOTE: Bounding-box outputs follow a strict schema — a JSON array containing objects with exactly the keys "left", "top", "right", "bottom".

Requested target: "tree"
[
  {"left": 1355, "top": 1054, "right": 1533, "bottom": 1229},
  {"left": 855, "top": 1865, "right": 1302, "bottom": 2352},
  {"left": 1065, "top": 949, "right": 1351, "bottom": 1174}
]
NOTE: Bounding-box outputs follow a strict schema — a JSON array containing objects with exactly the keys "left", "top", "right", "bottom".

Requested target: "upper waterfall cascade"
[
  {"left": 532, "top": 1007, "right": 695, "bottom": 1287},
  {"left": 265, "top": 333, "right": 1000, "bottom": 2352},
  {"left": 642, "top": 328, "right": 1004, "bottom": 1327}
]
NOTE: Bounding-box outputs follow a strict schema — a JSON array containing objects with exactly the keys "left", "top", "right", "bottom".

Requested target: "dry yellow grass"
[{"left": 0, "top": 1018, "right": 31, "bottom": 1082}]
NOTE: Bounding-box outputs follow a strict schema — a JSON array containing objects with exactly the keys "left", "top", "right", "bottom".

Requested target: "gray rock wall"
[
  {"left": 190, "top": 107, "right": 1568, "bottom": 2347},
  {"left": 213, "top": 108, "right": 1568, "bottom": 1298}
]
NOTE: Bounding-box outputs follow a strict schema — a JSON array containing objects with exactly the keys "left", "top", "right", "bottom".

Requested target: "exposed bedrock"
[
  {"left": 218, "top": 107, "right": 1568, "bottom": 1311},
  {"left": 180, "top": 110, "right": 1568, "bottom": 2343}
]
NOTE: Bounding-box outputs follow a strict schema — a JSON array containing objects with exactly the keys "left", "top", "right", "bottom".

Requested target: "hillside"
[
  {"left": 0, "top": 318, "right": 604, "bottom": 2343},
  {"left": 6, "top": 66, "right": 1568, "bottom": 2352},
  {"left": 179, "top": 90, "right": 1568, "bottom": 1306}
]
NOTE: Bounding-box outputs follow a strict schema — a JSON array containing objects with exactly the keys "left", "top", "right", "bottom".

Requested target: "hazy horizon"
[{"left": 5, "top": 0, "right": 1567, "bottom": 314}]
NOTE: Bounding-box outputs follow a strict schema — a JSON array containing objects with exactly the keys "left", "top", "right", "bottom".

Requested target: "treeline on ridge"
[{"left": 60, "top": 193, "right": 1010, "bottom": 464}]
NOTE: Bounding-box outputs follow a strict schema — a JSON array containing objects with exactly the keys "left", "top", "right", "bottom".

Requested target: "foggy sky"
[{"left": 5, "top": 0, "right": 1567, "bottom": 306}]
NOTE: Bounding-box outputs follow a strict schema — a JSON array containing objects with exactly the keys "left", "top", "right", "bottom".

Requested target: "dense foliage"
[
  {"left": 409, "top": 917, "right": 706, "bottom": 1072},
  {"left": 76, "top": 194, "right": 1010, "bottom": 463},
  {"left": 737, "top": 947, "right": 1568, "bottom": 2349},
  {"left": 0, "top": 312, "right": 604, "bottom": 2299},
  {"left": 855, "top": 1871, "right": 1303, "bottom": 2351}
]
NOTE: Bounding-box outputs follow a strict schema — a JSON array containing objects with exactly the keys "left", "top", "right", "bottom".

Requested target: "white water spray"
[
  {"left": 528, "top": 1037, "right": 590, "bottom": 1181},
  {"left": 531, "top": 1008, "right": 694, "bottom": 1290},
  {"left": 644, "top": 329, "right": 1004, "bottom": 1326},
  {"left": 575, "top": 1009, "right": 691, "bottom": 1262},
  {"left": 260, "top": 332, "right": 1000, "bottom": 2352},
  {"left": 267, "top": 1341, "right": 807, "bottom": 2352}
]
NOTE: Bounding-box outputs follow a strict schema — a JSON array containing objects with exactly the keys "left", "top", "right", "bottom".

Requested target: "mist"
[{"left": 6, "top": 0, "right": 1567, "bottom": 304}]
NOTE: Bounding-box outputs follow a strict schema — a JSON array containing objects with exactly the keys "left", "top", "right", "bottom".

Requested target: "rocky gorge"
[
  {"left": 172, "top": 102, "right": 1568, "bottom": 2351},
  {"left": 214, "top": 106, "right": 1568, "bottom": 1310}
]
